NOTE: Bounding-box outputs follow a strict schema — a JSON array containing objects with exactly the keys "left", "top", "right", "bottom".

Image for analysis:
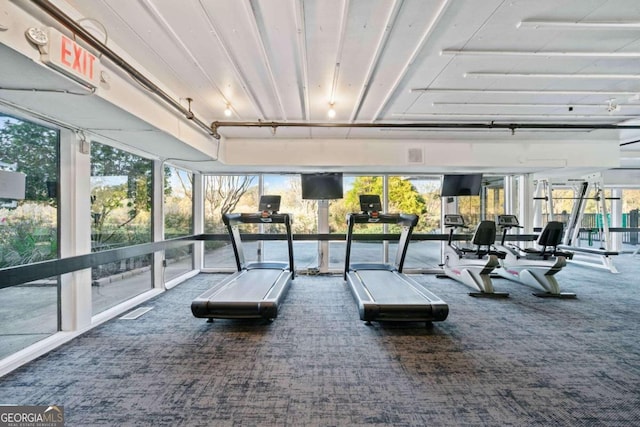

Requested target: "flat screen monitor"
[
  {"left": 301, "top": 173, "right": 344, "bottom": 200},
  {"left": 440, "top": 174, "right": 483, "bottom": 197}
]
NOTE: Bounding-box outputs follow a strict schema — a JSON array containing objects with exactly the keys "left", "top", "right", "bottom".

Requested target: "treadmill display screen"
[
  {"left": 498, "top": 215, "right": 519, "bottom": 226},
  {"left": 359, "top": 194, "right": 382, "bottom": 212},
  {"left": 444, "top": 214, "right": 465, "bottom": 226},
  {"left": 301, "top": 173, "right": 344, "bottom": 200}
]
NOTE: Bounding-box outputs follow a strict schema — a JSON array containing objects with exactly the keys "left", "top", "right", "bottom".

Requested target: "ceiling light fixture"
[
  {"left": 464, "top": 72, "right": 640, "bottom": 80},
  {"left": 517, "top": 20, "right": 640, "bottom": 30},
  {"left": 224, "top": 104, "right": 232, "bottom": 117},
  {"left": 441, "top": 49, "right": 640, "bottom": 58},
  {"left": 327, "top": 103, "right": 336, "bottom": 119}
]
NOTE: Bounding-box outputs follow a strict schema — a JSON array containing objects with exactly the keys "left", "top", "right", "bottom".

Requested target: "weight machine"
[{"left": 533, "top": 176, "right": 619, "bottom": 273}]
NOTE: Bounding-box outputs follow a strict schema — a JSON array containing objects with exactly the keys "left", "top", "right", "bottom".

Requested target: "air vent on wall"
[{"left": 407, "top": 147, "right": 424, "bottom": 164}]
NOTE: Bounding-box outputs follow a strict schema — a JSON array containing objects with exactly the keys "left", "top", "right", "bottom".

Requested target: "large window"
[
  {"left": 164, "top": 166, "right": 193, "bottom": 281},
  {"left": 90, "top": 142, "right": 152, "bottom": 313},
  {"left": 0, "top": 113, "right": 59, "bottom": 358},
  {"left": 264, "top": 174, "right": 317, "bottom": 270},
  {"left": 203, "top": 175, "right": 258, "bottom": 269},
  {"left": 329, "top": 175, "right": 382, "bottom": 269},
  {"left": 397, "top": 176, "right": 442, "bottom": 270},
  {"left": 198, "top": 173, "right": 516, "bottom": 273}
]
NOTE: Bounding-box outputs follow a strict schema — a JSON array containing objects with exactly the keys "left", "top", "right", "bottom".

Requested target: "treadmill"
[
  {"left": 191, "top": 195, "right": 294, "bottom": 322},
  {"left": 344, "top": 195, "right": 449, "bottom": 324}
]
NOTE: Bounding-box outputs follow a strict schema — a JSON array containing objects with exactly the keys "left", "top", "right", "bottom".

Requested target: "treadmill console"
[
  {"left": 359, "top": 194, "right": 382, "bottom": 213},
  {"left": 498, "top": 215, "right": 519, "bottom": 226},
  {"left": 359, "top": 194, "right": 382, "bottom": 221},
  {"left": 259, "top": 195, "right": 281, "bottom": 222},
  {"left": 259, "top": 195, "right": 281, "bottom": 214},
  {"left": 444, "top": 214, "right": 465, "bottom": 227}
]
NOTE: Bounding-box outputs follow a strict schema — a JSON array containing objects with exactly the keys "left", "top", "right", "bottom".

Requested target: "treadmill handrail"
[
  {"left": 348, "top": 212, "right": 419, "bottom": 227},
  {"left": 224, "top": 212, "right": 292, "bottom": 225},
  {"left": 223, "top": 212, "right": 295, "bottom": 277},
  {"left": 344, "top": 212, "right": 419, "bottom": 279}
]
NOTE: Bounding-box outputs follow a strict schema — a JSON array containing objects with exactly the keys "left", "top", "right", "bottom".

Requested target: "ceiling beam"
[
  {"left": 442, "top": 49, "right": 640, "bottom": 58},
  {"left": 198, "top": 0, "right": 267, "bottom": 120},
  {"left": 349, "top": 0, "right": 404, "bottom": 122},
  {"left": 517, "top": 20, "right": 640, "bottom": 30},
  {"left": 244, "top": 0, "right": 287, "bottom": 119},
  {"left": 371, "top": 0, "right": 452, "bottom": 121}
]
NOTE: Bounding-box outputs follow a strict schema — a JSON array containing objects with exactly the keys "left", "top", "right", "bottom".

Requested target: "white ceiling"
[{"left": 3, "top": 0, "right": 640, "bottom": 171}]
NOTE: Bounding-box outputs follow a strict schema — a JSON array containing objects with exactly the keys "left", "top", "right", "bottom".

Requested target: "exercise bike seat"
[
  {"left": 459, "top": 221, "right": 506, "bottom": 259},
  {"left": 522, "top": 221, "right": 572, "bottom": 259}
]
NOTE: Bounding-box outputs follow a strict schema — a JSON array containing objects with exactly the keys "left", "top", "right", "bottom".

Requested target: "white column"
[
  {"left": 317, "top": 200, "right": 329, "bottom": 273},
  {"left": 192, "top": 172, "right": 204, "bottom": 270},
  {"left": 504, "top": 175, "right": 515, "bottom": 215},
  {"left": 610, "top": 188, "right": 622, "bottom": 252},
  {"left": 152, "top": 160, "right": 164, "bottom": 289},
  {"left": 529, "top": 176, "right": 542, "bottom": 232},
  {"left": 59, "top": 131, "right": 92, "bottom": 331},
  {"left": 383, "top": 175, "right": 389, "bottom": 263}
]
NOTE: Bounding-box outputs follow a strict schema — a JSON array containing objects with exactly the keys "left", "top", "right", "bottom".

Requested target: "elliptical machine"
[
  {"left": 441, "top": 214, "right": 508, "bottom": 298},
  {"left": 493, "top": 215, "right": 575, "bottom": 298}
]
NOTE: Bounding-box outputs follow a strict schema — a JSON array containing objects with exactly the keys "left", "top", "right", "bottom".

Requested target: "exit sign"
[{"left": 41, "top": 28, "right": 101, "bottom": 88}]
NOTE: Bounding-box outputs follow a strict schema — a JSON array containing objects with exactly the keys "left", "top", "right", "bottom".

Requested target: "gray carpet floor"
[{"left": 1, "top": 257, "right": 639, "bottom": 426}]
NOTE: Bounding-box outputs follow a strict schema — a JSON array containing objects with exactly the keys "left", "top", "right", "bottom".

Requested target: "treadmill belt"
[
  {"left": 355, "top": 270, "right": 429, "bottom": 304},
  {"left": 214, "top": 269, "right": 284, "bottom": 301}
]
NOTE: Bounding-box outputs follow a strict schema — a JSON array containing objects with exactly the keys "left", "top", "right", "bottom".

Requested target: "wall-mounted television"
[
  {"left": 301, "top": 173, "right": 344, "bottom": 200},
  {"left": 440, "top": 174, "right": 483, "bottom": 197}
]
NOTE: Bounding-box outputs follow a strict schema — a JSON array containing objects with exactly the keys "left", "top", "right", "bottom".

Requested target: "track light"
[
  {"left": 224, "top": 104, "right": 232, "bottom": 117},
  {"left": 327, "top": 103, "right": 336, "bottom": 118}
]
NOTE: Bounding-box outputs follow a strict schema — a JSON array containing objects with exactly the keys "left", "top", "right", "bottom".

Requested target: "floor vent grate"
[{"left": 119, "top": 307, "right": 153, "bottom": 320}]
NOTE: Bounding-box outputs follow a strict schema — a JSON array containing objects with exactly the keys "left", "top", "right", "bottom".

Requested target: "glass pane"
[
  {"left": 164, "top": 166, "right": 194, "bottom": 280},
  {"left": 0, "top": 114, "right": 59, "bottom": 269},
  {"left": 623, "top": 189, "right": 640, "bottom": 248},
  {"left": 92, "top": 256, "right": 152, "bottom": 313},
  {"left": 90, "top": 142, "right": 152, "bottom": 250},
  {"left": 0, "top": 278, "right": 58, "bottom": 359},
  {"left": 164, "top": 166, "right": 193, "bottom": 238},
  {"left": 0, "top": 113, "right": 59, "bottom": 356},
  {"left": 165, "top": 244, "right": 194, "bottom": 282},
  {"left": 203, "top": 175, "right": 258, "bottom": 269},
  {"left": 90, "top": 142, "right": 152, "bottom": 312},
  {"left": 403, "top": 241, "right": 443, "bottom": 270},
  {"left": 264, "top": 174, "right": 314, "bottom": 265},
  {"left": 483, "top": 177, "right": 504, "bottom": 222},
  {"left": 387, "top": 176, "right": 442, "bottom": 270},
  {"left": 329, "top": 175, "right": 381, "bottom": 269}
]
